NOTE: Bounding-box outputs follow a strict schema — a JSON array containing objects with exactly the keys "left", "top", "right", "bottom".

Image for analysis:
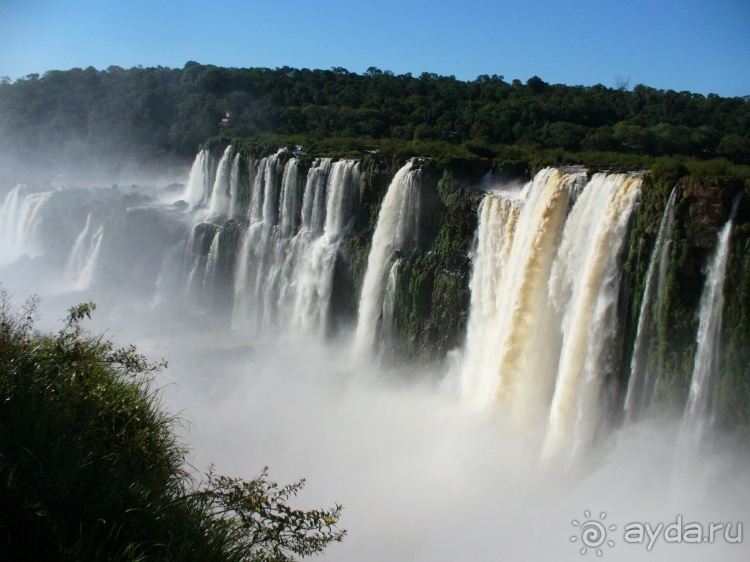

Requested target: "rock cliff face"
[{"left": 682, "top": 177, "right": 746, "bottom": 248}]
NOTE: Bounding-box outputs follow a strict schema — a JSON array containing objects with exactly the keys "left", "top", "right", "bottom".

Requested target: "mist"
[{"left": 1, "top": 156, "right": 748, "bottom": 562}]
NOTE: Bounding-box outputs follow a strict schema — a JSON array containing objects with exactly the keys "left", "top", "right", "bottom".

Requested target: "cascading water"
[
  {"left": 65, "top": 213, "right": 107, "bottom": 290},
  {"left": 229, "top": 152, "right": 361, "bottom": 336},
  {"left": 183, "top": 148, "right": 210, "bottom": 207},
  {"left": 624, "top": 186, "right": 677, "bottom": 422},
  {"left": 0, "top": 185, "right": 53, "bottom": 266},
  {"left": 542, "top": 173, "right": 641, "bottom": 464},
  {"left": 74, "top": 225, "right": 105, "bottom": 291},
  {"left": 65, "top": 212, "right": 93, "bottom": 280},
  {"left": 231, "top": 151, "right": 289, "bottom": 332},
  {"left": 680, "top": 195, "right": 741, "bottom": 447},
  {"left": 353, "top": 161, "right": 421, "bottom": 356},
  {"left": 289, "top": 159, "right": 360, "bottom": 333},
  {"left": 228, "top": 153, "right": 241, "bottom": 220},
  {"left": 380, "top": 259, "right": 401, "bottom": 343},
  {"left": 206, "top": 145, "right": 233, "bottom": 220},
  {"left": 458, "top": 168, "right": 642, "bottom": 465},
  {"left": 460, "top": 169, "right": 579, "bottom": 424}
]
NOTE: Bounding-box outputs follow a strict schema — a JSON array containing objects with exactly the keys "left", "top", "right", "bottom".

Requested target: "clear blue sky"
[{"left": 1, "top": 0, "right": 748, "bottom": 97}]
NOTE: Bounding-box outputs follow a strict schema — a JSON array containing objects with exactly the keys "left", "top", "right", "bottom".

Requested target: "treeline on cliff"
[{"left": 1, "top": 63, "right": 749, "bottom": 168}]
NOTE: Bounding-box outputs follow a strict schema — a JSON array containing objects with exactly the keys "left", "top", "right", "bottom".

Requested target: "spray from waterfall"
[{"left": 624, "top": 186, "right": 678, "bottom": 422}]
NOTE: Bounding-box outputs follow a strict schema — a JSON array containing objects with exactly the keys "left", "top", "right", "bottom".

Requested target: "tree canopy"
[
  {"left": 1, "top": 64, "right": 748, "bottom": 167},
  {"left": 0, "top": 290, "right": 345, "bottom": 561}
]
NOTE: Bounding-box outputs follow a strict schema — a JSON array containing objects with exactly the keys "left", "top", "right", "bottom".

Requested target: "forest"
[{"left": 1, "top": 63, "right": 749, "bottom": 172}]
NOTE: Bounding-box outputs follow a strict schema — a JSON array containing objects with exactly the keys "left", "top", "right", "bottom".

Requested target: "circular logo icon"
[{"left": 571, "top": 510, "right": 616, "bottom": 556}]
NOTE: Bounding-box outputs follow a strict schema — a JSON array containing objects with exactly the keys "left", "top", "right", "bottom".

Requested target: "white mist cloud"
[{"left": 121, "top": 317, "right": 750, "bottom": 562}]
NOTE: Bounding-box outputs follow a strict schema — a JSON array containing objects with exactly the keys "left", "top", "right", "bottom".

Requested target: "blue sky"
[{"left": 1, "top": 0, "right": 749, "bottom": 97}]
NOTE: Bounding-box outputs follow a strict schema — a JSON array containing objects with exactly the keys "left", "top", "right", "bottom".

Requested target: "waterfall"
[
  {"left": 460, "top": 169, "right": 579, "bottom": 421},
  {"left": 203, "top": 229, "right": 222, "bottom": 296},
  {"left": 380, "top": 259, "right": 401, "bottom": 342},
  {"left": 680, "top": 196, "right": 740, "bottom": 446},
  {"left": 230, "top": 152, "right": 361, "bottom": 336},
  {"left": 289, "top": 159, "right": 360, "bottom": 333},
  {"left": 207, "top": 145, "right": 233, "bottom": 220},
  {"left": 624, "top": 187, "right": 677, "bottom": 422},
  {"left": 74, "top": 225, "right": 104, "bottom": 291},
  {"left": 65, "top": 212, "right": 94, "bottom": 282},
  {"left": 0, "top": 186, "right": 53, "bottom": 266},
  {"left": 324, "top": 160, "right": 361, "bottom": 241},
  {"left": 353, "top": 161, "right": 421, "bottom": 356},
  {"left": 542, "top": 173, "right": 641, "bottom": 464},
  {"left": 184, "top": 222, "right": 220, "bottom": 297},
  {"left": 278, "top": 157, "right": 302, "bottom": 239},
  {"left": 458, "top": 168, "right": 641, "bottom": 464},
  {"left": 228, "top": 153, "right": 241, "bottom": 220},
  {"left": 183, "top": 149, "right": 210, "bottom": 207},
  {"left": 301, "top": 159, "right": 332, "bottom": 235}
]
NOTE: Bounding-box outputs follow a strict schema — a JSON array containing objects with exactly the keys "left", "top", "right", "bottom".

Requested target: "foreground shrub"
[{"left": 0, "top": 289, "right": 344, "bottom": 561}]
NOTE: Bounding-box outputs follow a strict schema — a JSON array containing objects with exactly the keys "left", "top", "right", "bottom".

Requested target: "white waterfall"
[
  {"left": 380, "top": 259, "right": 401, "bottom": 342},
  {"left": 231, "top": 153, "right": 361, "bottom": 336},
  {"left": 353, "top": 161, "right": 421, "bottom": 356},
  {"left": 542, "top": 173, "right": 641, "bottom": 464},
  {"left": 460, "top": 169, "right": 579, "bottom": 422},
  {"left": 457, "top": 168, "right": 641, "bottom": 465},
  {"left": 228, "top": 152, "right": 241, "bottom": 220},
  {"left": 74, "top": 225, "right": 104, "bottom": 291},
  {"left": 207, "top": 145, "right": 233, "bottom": 220},
  {"left": 203, "top": 229, "right": 222, "bottom": 296},
  {"left": 680, "top": 200, "right": 738, "bottom": 446},
  {"left": 65, "top": 212, "right": 94, "bottom": 281},
  {"left": 624, "top": 186, "right": 677, "bottom": 422},
  {"left": 0, "top": 185, "right": 53, "bottom": 266},
  {"left": 183, "top": 148, "right": 210, "bottom": 207},
  {"left": 289, "top": 159, "right": 360, "bottom": 333}
]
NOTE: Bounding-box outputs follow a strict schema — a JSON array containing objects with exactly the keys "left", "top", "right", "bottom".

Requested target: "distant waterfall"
[
  {"left": 184, "top": 222, "right": 221, "bottom": 297},
  {"left": 65, "top": 213, "right": 106, "bottom": 290},
  {"left": 0, "top": 185, "right": 52, "bottom": 266},
  {"left": 66, "top": 212, "right": 93, "bottom": 278},
  {"left": 74, "top": 225, "right": 105, "bottom": 291},
  {"left": 380, "top": 259, "right": 401, "bottom": 343},
  {"left": 183, "top": 149, "right": 210, "bottom": 207},
  {"left": 227, "top": 153, "right": 241, "bottom": 220},
  {"left": 231, "top": 151, "right": 290, "bottom": 331},
  {"left": 230, "top": 152, "right": 361, "bottom": 335},
  {"left": 458, "top": 168, "right": 641, "bottom": 465},
  {"left": 354, "top": 161, "right": 421, "bottom": 356},
  {"left": 680, "top": 195, "right": 740, "bottom": 446},
  {"left": 289, "top": 159, "right": 360, "bottom": 333},
  {"left": 624, "top": 187, "right": 677, "bottom": 422},
  {"left": 207, "top": 145, "right": 233, "bottom": 220}
]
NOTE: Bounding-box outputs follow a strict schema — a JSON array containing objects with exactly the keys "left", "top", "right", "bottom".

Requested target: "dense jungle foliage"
[
  {"left": 1, "top": 63, "right": 749, "bottom": 168},
  {"left": 0, "top": 291, "right": 345, "bottom": 561}
]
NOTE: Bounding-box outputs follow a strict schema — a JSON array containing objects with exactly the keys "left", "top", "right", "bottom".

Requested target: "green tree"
[{"left": 0, "top": 289, "right": 345, "bottom": 561}]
